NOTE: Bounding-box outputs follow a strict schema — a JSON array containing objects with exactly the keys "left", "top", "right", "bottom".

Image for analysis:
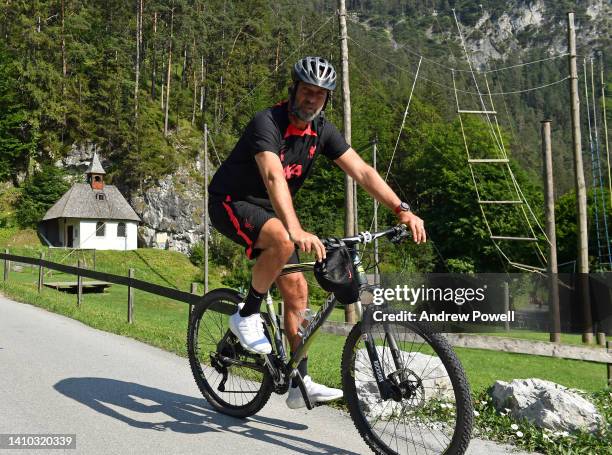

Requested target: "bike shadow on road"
[{"left": 54, "top": 377, "right": 360, "bottom": 455}]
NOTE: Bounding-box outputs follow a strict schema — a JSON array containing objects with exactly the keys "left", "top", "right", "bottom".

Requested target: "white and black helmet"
[{"left": 292, "top": 56, "right": 337, "bottom": 91}]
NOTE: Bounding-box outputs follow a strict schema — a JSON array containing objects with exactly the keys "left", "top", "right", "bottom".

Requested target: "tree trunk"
[
  {"left": 163, "top": 7, "right": 174, "bottom": 136},
  {"left": 191, "top": 66, "right": 197, "bottom": 125},
  {"left": 134, "top": 0, "right": 140, "bottom": 121},
  {"left": 182, "top": 45, "right": 187, "bottom": 86},
  {"left": 200, "top": 55, "right": 206, "bottom": 112},
  {"left": 151, "top": 11, "right": 157, "bottom": 99},
  {"left": 61, "top": 0, "right": 66, "bottom": 79}
]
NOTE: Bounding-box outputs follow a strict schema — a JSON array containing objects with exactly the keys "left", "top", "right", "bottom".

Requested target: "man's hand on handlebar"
[
  {"left": 288, "top": 227, "right": 327, "bottom": 262},
  {"left": 397, "top": 211, "right": 426, "bottom": 244}
]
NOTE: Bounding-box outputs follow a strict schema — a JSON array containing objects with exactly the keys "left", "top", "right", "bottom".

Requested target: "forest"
[{"left": 0, "top": 0, "right": 610, "bottom": 273}]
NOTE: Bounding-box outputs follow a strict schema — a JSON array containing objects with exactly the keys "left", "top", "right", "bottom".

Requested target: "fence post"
[
  {"left": 189, "top": 282, "right": 197, "bottom": 324},
  {"left": 502, "top": 281, "right": 510, "bottom": 331},
  {"left": 38, "top": 252, "right": 45, "bottom": 292},
  {"left": 596, "top": 332, "right": 606, "bottom": 347},
  {"left": 607, "top": 341, "right": 612, "bottom": 387},
  {"left": 128, "top": 268, "right": 134, "bottom": 324},
  {"left": 3, "top": 248, "right": 8, "bottom": 282},
  {"left": 77, "top": 259, "right": 83, "bottom": 307}
]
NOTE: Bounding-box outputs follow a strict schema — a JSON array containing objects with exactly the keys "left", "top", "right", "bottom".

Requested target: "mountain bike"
[{"left": 187, "top": 224, "right": 473, "bottom": 454}]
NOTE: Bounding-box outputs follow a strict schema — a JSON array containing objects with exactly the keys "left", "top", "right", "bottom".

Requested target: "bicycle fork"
[{"left": 361, "top": 321, "right": 405, "bottom": 402}]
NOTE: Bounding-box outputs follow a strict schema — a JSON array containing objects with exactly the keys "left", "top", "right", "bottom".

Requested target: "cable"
[
  {"left": 384, "top": 56, "right": 422, "bottom": 182},
  {"left": 348, "top": 36, "right": 570, "bottom": 96},
  {"left": 206, "top": 129, "right": 223, "bottom": 166},
  {"left": 394, "top": 37, "right": 568, "bottom": 74}
]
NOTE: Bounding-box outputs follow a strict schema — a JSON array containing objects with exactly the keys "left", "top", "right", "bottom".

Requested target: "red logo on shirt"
[
  {"left": 283, "top": 164, "right": 303, "bottom": 180},
  {"left": 308, "top": 145, "right": 316, "bottom": 159}
]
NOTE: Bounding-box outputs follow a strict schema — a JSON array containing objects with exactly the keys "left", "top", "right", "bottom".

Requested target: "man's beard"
[{"left": 291, "top": 101, "right": 322, "bottom": 123}]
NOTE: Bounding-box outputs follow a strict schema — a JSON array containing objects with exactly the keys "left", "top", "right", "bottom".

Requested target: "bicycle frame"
[{"left": 265, "top": 243, "right": 402, "bottom": 403}]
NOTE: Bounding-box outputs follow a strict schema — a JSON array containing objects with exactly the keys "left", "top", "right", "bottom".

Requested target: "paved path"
[{"left": 0, "top": 295, "right": 538, "bottom": 454}]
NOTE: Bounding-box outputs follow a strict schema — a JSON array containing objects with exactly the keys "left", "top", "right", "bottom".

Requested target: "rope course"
[
  {"left": 583, "top": 57, "right": 612, "bottom": 270},
  {"left": 450, "top": 8, "right": 549, "bottom": 273},
  {"left": 347, "top": 10, "right": 580, "bottom": 273}
]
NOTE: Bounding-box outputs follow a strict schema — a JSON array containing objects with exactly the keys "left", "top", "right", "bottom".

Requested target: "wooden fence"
[{"left": 1, "top": 249, "right": 201, "bottom": 324}]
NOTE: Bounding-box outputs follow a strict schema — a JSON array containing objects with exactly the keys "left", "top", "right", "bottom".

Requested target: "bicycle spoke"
[
  {"left": 349, "top": 320, "right": 467, "bottom": 455},
  {"left": 189, "top": 295, "right": 270, "bottom": 414}
]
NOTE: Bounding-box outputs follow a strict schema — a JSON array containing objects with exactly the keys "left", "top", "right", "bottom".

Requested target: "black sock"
[
  {"left": 239, "top": 283, "right": 266, "bottom": 317},
  {"left": 291, "top": 355, "right": 308, "bottom": 388}
]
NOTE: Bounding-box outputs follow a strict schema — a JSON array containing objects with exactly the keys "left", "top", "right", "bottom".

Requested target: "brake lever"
[{"left": 390, "top": 225, "right": 411, "bottom": 244}]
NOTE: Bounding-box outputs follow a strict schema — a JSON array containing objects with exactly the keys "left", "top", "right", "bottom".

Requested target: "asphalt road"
[{"left": 0, "top": 294, "right": 538, "bottom": 455}]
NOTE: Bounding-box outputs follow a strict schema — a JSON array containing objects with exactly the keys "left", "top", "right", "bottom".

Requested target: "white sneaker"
[
  {"left": 228, "top": 303, "right": 272, "bottom": 355},
  {"left": 286, "top": 375, "right": 343, "bottom": 409}
]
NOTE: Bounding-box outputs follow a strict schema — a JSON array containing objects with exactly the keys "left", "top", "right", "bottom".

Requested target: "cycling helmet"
[{"left": 292, "top": 56, "right": 337, "bottom": 91}]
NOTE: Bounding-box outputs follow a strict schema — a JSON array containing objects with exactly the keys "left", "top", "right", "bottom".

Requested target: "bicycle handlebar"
[{"left": 322, "top": 224, "right": 411, "bottom": 247}]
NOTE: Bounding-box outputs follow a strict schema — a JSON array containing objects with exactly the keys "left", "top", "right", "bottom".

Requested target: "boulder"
[
  {"left": 491, "top": 378, "right": 603, "bottom": 433},
  {"left": 355, "top": 347, "right": 454, "bottom": 420}
]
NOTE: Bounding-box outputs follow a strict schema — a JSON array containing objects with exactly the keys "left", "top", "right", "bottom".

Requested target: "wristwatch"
[{"left": 394, "top": 201, "right": 412, "bottom": 215}]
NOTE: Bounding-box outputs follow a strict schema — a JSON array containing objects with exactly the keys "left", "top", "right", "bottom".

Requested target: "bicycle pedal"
[{"left": 293, "top": 371, "right": 314, "bottom": 410}]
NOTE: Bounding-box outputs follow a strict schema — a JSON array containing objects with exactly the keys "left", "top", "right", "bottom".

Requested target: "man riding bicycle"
[{"left": 208, "top": 56, "right": 426, "bottom": 409}]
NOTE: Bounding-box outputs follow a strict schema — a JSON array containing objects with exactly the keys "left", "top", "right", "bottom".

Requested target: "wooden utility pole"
[
  {"left": 338, "top": 0, "right": 356, "bottom": 324},
  {"left": 567, "top": 12, "right": 592, "bottom": 343},
  {"left": 600, "top": 51, "right": 612, "bottom": 209},
  {"left": 204, "top": 123, "right": 209, "bottom": 293},
  {"left": 338, "top": 0, "right": 355, "bottom": 239},
  {"left": 373, "top": 138, "right": 380, "bottom": 285},
  {"left": 542, "top": 120, "right": 561, "bottom": 343},
  {"left": 164, "top": 7, "right": 174, "bottom": 136}
]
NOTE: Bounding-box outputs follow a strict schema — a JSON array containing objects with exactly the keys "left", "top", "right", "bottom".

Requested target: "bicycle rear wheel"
[
  {"left": 341, "top": 319, "right": 473, "bottom": 455},
  {"left": 187, "top": 288, "right": 273, "bottom": 418}
]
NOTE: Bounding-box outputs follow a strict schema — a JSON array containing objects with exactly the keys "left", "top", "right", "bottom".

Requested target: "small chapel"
[{"left": 39, "top": 153, "right": 141, "bottom": 250}]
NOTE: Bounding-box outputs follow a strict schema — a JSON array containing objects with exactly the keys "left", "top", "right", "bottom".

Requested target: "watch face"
[{"left": 400, "top": 202, "right": 411, "bottom": 212}]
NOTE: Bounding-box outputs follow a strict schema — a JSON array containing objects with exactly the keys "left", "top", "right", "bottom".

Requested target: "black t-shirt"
[{"left": 209, "top": 101, "right": 350, "bottom": 209}]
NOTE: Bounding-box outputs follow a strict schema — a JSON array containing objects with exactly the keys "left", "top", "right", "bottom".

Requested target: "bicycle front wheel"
[
  {"left": 341, "top": 320, "right": 473, "bottom": 455},
  {"left": 187, "top": 288, "right": 273, "bottom": 418}
]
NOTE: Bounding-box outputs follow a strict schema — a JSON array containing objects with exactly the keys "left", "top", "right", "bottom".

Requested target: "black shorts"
[{"left": 208, "top": 195, "right": 299, "bottom": 263}]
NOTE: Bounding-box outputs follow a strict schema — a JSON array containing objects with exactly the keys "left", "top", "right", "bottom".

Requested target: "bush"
[
  {"left": 16, "top": 165, "right": 70, "bottom": 229},
  {"left": 189, "top": 240, "right": 204, "bottom": 266}
]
